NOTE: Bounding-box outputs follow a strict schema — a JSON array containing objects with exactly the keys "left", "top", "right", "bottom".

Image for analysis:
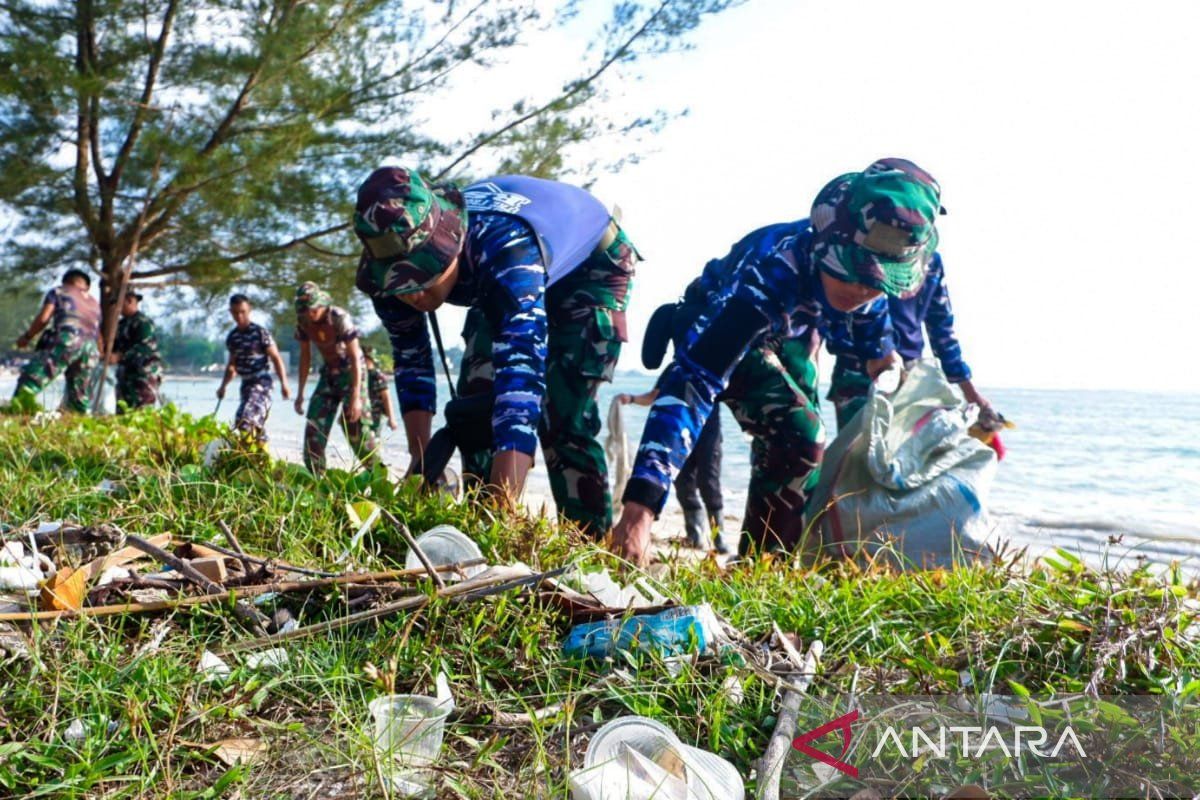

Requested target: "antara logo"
[{"left": 792, "top": 710, "right": 860, "bottom": 778}]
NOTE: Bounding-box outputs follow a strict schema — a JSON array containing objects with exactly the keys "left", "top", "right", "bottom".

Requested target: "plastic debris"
[
  {"left": 570, "top": 568, "right": 666, "bottom": 609},
  {"left": 563, "top": 604, "right": 722, "bottom": 661},
  {"left": 198, "top": 650, "right": 231, "bottom": 683},
  {"left": 404, "top": 525, "right": 487, "bottom": 583},
  {"left": 569, "top": 716, "right": 744, "bottom": 800},
  {"left": 245, "top": 648, "right": 289, "bottom": 671}
]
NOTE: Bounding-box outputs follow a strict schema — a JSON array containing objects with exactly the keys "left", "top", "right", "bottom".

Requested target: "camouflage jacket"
[
  {"left": 226, "top": 322, "right": 277, "bottom": 377},
  {"left": 625, "top": 220, "right": 895, "bottom": 510},
  {"left": 114, "top": 311, "right": 162, "bottom": 369},
  {"left": 386, "top": 212, "right": 551, "bottom": 455},
  {"left": 825, "top": 253, "right": 970, "bottom": 381}
]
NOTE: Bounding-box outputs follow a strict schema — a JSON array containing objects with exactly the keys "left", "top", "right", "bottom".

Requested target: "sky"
[{"left": 414, "top": 0, "right": 1200, "bottom": 393}]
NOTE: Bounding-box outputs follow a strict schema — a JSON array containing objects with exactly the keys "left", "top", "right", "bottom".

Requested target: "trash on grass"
[
  {"left": 245, "top": 648, "right": 289, "bottom": 671},
  {"left": 199, "top": 650, "right": 231, "bottom": 683},
  {"left": 569, "top": 716, "right": 744, "bottom": 800},
  {"left": 563, "top": 604, "right": 723, "bottom": 661},
  {"left": 404, "top": 525, "right": 487, "bottom": 583},
  {"left": 369, "top": 689, "right": 453, "bottom": 798}
]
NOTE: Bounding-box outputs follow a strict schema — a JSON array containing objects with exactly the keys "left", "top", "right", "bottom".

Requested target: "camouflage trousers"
[
  {"left": 304, "top": 365, "right": 378, "bottom": 474},
  {"left": 458, "top": 226, "right": 637, "bottom": 538},
  {"left": 13, "top": 332, "right": 99, "bottom": 414},
  {"left": 116, "top": 360, "right": 163, "bottom": 412},
  {"left": 827, "top": 355, "right": 872, "bottom": 431},
  {"left": 720, "top": 335, "right": 824, "bottom": 555},
  {"left": 235, "top": 373, "right": 273, "bottom": 441}
]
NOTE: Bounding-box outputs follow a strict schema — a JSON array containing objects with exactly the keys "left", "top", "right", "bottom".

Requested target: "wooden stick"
[
  {"left": 756, "top": 638, "right": 824, "bottom": 800},
  {"left": 198, "top": 538, "right": 336, "bottom": 578},
  {"left": 214, "top": 521, "right": 255, "bottom": 575},
  {"left": 221, "top": 565, "right": 563, "bottom": 654},
  {"left": 380, "top": 509, "right": 445, "bottom": 590},
  {"left": 0, "top": 560, "right": 489, "bottom": 623},
  {"left": 126, "top": 534, "right": 268, "bottom": 636}
]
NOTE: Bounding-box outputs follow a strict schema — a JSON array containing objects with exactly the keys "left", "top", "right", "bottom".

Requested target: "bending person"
[{"left": 611, "top": 158, "right": 944, "bottom": 565}]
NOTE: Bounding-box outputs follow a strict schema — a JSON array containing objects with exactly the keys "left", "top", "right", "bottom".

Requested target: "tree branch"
[
  {"left": 71, "top": 0, "right": 98, "bottom": 241},
  {"left": 130, "top": 221, "right": 351, "bottom": 279},
  {"left": 109, "top": 0, "right": 177, "bottom": 189}
]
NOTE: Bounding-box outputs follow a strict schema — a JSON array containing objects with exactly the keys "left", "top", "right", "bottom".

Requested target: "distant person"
[
  {"left": 292, "top": 281, "right": 378, "bottom": 474},
  {"left": 110, "top": 290, "right": 164, "bottom": 411},
  {"left": 825, "top": 253, "right": 991, "bottom": 430},
  {"left": 617, "top": 389, "right": 734, "bottom": 554},
  {"left": 353, "top": 168, "right": 639, "bottom": 538},
  {"left": 10, "top": 269, "right": 101, "bottom": 413},
  {"left": 611, "top": 158, "right": 942, "bottom": 565},
  {"left": 362, "top": 345, "right": 399, "bottom": 438},
  {"left": 217, "top": 294, "right": 291, "bottom": 441}
]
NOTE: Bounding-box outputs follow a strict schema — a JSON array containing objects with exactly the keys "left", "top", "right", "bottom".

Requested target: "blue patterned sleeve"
[
  {"left": 624, "top": 242, "right": 788, "bottom": 514},
  {"left": 848, "top": 297, "right": 896, "bottom": 361},
  {"left": 370, "top": 295, "right": 436, "bottom": 415},
  {"left": 922, "top": 259, "right": 971, "bottom": 381},
  {"left": 487, "top": 250, "right": 548, "bottom": 457}
]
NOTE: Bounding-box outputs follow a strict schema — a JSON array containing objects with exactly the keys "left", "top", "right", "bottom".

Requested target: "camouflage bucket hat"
[
  {"left": 294, "top": 281, "right": 332, "bottom": 313},
  {"left": 810, "top": 157, "right": 942, "bottom": 298},
  {"left": 353, "top": 167, "right": 468, "bottom": 297}
]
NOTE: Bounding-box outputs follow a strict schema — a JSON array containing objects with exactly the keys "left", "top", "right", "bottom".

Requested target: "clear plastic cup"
[
  {"left": 584, "top": 716, "right": 744, "bottom": 800},
  {"left": 405, "top": 525, "right": 487, "bottom": 583},
  {"left": 369, "top": 694, "right": 451, "bottom": 797}
]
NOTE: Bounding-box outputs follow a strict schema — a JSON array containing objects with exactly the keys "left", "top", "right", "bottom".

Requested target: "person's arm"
[
  {"left": 847, "top": 297, "right": 898, "bottom": 378},
  {"left": 217, "top": 355, "right": 236, "bottom": 399},
  {"left": 266, "top": 344, "right": 290, "bottom": 399},
  {"left": 345, "top": 338, "right": 363, "bottom": 423},
  {"left": 618, "top": 389, "right": 659, "bottom": 406},
  {"left": 15, "top": 302, "right": 54, "bottom": 348},
  {"left": 613, "top": 294, "right": 774, "bottom": 564},
  {"left": 294, "top": 339, "right": 310, "bottom": 415},
  {"left": 371, "top": 296, "right": 436, "bottom": 458},
  {"left": 382, "top": 382, "right": 399, "bottom": 430},
  {"left": 922, "top": 258, "right": 975, "bottom": 386}
]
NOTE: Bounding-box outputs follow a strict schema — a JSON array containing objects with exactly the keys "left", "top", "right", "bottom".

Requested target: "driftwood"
[
  {"left": 0, "top": 560, "right": 490, "bottom": 623},
  {"left": 756, "top": 629, "right": 824, "bottom": 800}
]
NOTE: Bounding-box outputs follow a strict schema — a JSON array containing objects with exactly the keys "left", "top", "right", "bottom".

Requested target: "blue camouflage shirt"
[
  {"left": 375, "top": 212, "right": 549, "bottom": 457},
  {"left": 624, "top": 220, "right": 894, "bottom": 513},
  {"left": 225, "top": 323, "right": 277, "bottom": 377},
  {"left": 825, "top": 253, "right": 970, "bottom": 381}
]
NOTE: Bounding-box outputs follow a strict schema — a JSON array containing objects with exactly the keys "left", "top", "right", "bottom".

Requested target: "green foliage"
[
  {"left": 0, "top": 0, "right": 738, "bottom": 318},
  {"left": 3, "top": 413, "right": 1195, "bottom": 796}
]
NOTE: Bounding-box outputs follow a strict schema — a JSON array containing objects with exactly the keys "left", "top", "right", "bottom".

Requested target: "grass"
[{"left": 0, "top": 405, "right": 1198, "bottom": 797}]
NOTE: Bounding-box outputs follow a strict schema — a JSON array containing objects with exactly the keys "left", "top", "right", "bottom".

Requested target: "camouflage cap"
[
  {"left": 294, "top": 281, "right": 332, "bottom": 313},
  {"left": 810, "top": 157, "right": 942, "bottom": 298},
  {"left": 352, "top": 167, "right": 468, "bottom": 297}
]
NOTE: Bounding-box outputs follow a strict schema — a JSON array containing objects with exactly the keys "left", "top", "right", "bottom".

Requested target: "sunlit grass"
[{"left": 0, "top": 407, "right": 1197, "bottom": 797}]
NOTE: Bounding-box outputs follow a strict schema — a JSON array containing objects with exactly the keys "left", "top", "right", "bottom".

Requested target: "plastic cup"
[
  {"left": 405, "top": 525, "right": 487, "bottom": 583},
  {"left": 585, "top": 716, "right": 744, "bottom": 800},
  {"left": 369, "top": 694, "right": 451, "bottom": 797}
]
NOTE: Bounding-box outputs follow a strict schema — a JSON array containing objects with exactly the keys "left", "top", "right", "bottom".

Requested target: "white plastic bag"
[
  {"left": 808, "top": 362, "right": 997, "bottom": 568},
  {"left": 605, "top": 397, "right": 631, "bottom": 510}
]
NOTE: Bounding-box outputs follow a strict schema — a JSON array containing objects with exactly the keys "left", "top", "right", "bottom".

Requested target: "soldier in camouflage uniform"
[
  {"left": 361, "top": 346, "right": 399, "bottom": 439},
  {"left": 611, "top": 158, "right": 943, "bottom": 564},
  {"left": 111, "top": 291, "right": 164, "bottom": 411},
  {"left": 292, "top": 282, "right": 378, "bottom": 474},
  {"left": 217, "top": 294, "right": 291, "bottom": 441},
  {"left": 824, "top": 253, "right": 991, "bottom": 430},
  {"left": 11, "top": 269, "right": 101, "bottom": 413},
  {"left": 354, "top": 168, "right": 638, "bottom": 538}
]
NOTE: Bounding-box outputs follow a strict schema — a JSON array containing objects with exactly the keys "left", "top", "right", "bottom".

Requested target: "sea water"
[{"left": 4, "top": 373, "right": 1198, "bottom": 572}]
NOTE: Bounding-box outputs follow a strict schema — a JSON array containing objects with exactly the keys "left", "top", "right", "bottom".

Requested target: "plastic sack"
[
  {"left": 807, "top": 361, "right": 997, "bottom": 568},
  {"left": 605, "top": 397, "right": 631, "bottom": 508}
]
